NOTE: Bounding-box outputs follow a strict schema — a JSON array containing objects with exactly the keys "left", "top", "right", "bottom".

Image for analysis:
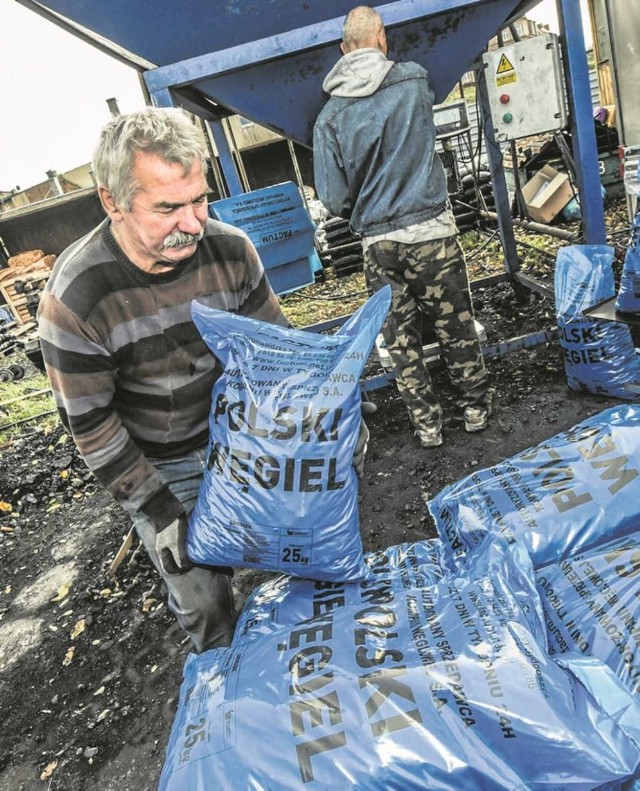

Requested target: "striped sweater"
[{"left": 37, "top": 218, "right": 289, "bottom": 528}]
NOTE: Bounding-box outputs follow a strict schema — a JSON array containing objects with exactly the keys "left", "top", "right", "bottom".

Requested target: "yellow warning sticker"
[
  {"left": 497, "top": 73, "right": 517, "bottom": 87},
  {"left": 496, "top": 53, "right": 515, "bottom": 74}
]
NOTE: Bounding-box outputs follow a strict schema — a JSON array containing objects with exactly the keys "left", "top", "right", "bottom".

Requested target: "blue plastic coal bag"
[
  {"left": 187, "top": 286, "right": 390, "bottom": 582},
  {"left": 159, "top": 535, "right": 640, "bottom": 790},
  {"left": 555, "top": 244, "right": 640, "bottom": 398},
  {"left": 428, "top": 404, "right": 640, "bottom": 569},
  {"left": 537, "top": 528, "right": 640, "bottom": 696},
  {"left": 616, "top": 211, "right": 640, "bottom": 314}
]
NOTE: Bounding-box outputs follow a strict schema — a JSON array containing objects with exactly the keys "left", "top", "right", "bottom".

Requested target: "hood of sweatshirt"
[{"left": 322, "top": 48, "right": 394, "bottom": 98}]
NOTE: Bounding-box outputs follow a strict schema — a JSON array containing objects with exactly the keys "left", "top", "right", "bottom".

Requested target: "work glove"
[
  {"left": 154, "top": 514, "right": 193, "bottom": 576},
  {"left": 353, "top": 399, "right": 377, "bottom": 478}
]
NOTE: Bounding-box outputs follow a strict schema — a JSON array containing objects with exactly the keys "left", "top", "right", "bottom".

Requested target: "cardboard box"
[{"left": 521, "top": 164, "right": 574, "bottom": 224}]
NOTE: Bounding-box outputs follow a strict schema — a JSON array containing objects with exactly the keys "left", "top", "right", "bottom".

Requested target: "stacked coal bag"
[
  {"left": 615, "top": 210, "right": 640, "bottom": 314},
  {"left": 428, "top": 403, "right": 640, "bottom": 791},
  {"left": 159, "top": 404, "right": 640, "bottom": 790},
  {"left": 555, "top": 244, "right": 640, "bottom": 398},
  {"left": 159, "top": 534, "right": 640, "bottom": 790},
  {"left": 429, "top": 403, "right": 640, "bottom": 570}
]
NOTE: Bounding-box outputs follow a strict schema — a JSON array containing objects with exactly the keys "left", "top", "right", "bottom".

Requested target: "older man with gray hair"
[
  {"left": 38, "top": 106, "right": 371, "bottom": 653},
  {"left": 314, "top": 6, "right": 491, "bottom": 448},
  {"left": 38, "top": 107, "right": 291, "bottom": 652}
]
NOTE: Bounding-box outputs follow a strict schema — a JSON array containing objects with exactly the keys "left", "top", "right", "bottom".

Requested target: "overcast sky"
[
  {"left": 0, "top": 1, "right": 146, "bottom": 191},
  {"left": 0, "top": 0, "right": 589, "bottom": 192}
]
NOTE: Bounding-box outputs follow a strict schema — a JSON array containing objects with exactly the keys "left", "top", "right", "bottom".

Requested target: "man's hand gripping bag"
[{"left": 187, "top": 286, "right": 391, "bottom": 582}]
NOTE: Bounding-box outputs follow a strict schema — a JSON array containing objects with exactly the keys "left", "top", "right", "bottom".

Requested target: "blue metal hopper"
[
  {"left": 17, "top": 0, "right": 608, "bottom": 381},
  {"left": 21, "top": 0, "right": 540, "bottom": 147},
  {"left": 19, "top": 0, "right": 605, "bottom": 254}
]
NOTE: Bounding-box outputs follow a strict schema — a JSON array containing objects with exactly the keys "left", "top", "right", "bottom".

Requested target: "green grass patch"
[{"left": 0, "top": 368, "right": 59, "bottom": 444}]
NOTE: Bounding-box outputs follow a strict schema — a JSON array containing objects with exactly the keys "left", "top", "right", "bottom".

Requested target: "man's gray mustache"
[{"left": 163, "top": 228, "right": 205, "bottom": 249}]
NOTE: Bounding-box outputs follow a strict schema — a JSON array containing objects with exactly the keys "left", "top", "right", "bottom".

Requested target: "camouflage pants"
[{"left": 364, "top": 235, "right": 489, "bottom": 433}]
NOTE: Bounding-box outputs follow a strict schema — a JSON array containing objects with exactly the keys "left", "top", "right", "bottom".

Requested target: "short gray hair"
[
  {"left": 92, "top": 106, "right": 209, "bottom": 210},
  {"left": 342, "top": 6, "right": 384, "bottom": 52}
]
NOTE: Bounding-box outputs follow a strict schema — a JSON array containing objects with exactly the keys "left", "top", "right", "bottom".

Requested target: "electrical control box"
[{"left": 482, "top": 33, "right": 567, "bottom": 142}]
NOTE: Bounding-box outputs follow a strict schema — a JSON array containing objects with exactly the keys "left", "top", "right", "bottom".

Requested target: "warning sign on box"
[
  {"left": 495, "top": 52, "right": 517, "bottom": 86},
  {"left": 496, "top": 53, "right": 515, "bottom": 74}
]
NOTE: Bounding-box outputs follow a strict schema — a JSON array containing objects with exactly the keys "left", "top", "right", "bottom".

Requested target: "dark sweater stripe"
[
  {"left": 137, "top": 430, "right": 210, "bottom": 460},
  {"left": 39, "top": 338, "right": 116, "bottom": 375}
]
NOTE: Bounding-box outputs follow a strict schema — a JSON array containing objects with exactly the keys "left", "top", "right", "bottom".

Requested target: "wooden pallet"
[{"left": 0, "top": 269, "right": 50, "bottom": 324}]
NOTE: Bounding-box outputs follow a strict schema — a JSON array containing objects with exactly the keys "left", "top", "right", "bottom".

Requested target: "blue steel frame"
[
  {"left": 145, "top": 0, "right": 605, "bottom": 243},
  {"left": 24, "top": 0, "right": 605, "bottom": 240},
  {"left": 144, "top": 0, "right": 539, "bottom": 195},
  {"left": 143, "top": 0, "right": 523, "bottom": 91},
  {"left": 475, "top": 0, "right": 605, "bottom": 296},
  {"left": 556, "top": 0, "right": 606, "bottom": 243},
  {"left": 360, "top": 328, "right": 559, "bottom": 392},
  {"left": 139, "top": 0, "right": 603, "bottom": 391},
  {"left": 477, "top": 65, "right": 523, "bottom": 286}
]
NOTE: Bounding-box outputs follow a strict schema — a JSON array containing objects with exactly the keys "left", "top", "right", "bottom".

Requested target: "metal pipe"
[
  {"left": 0, "top": 408, "right": 58, "bottom": 431},
  {"left": 322, "top": 241, "right": 362, "bottom": 256},
  {"left": 360, "top": 329, "right": 560, "bottom": 392},
  {"left": 0, "top": 388, "right": 51, "bottom": 409},
  {"left": 287, "top": 137, "right": 318, "bottom": 252},
  {"left": 477, "top": 59, "right": 522, "bottom": 278},
  {"left": 205, "top": 119, "right": 244, "bottom": 196},
  {"left": 480, "top": 210, "right": 578, "bottom": 241},
  {"left": 557, "top": 0, "right": 606, "bottom": 243},
  {"left": 223, "top": 119, "right": 251, "bottom": 193}
]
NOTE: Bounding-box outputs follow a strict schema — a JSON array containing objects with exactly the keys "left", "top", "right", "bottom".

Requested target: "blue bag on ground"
[
  {"left": 616, "top": 211, "right": 640, "bottom": 313},
  {"left": 537, "top": 528, "right": 640, "bottom": 696},
  {"left": 158, "top": 536, "right": 640, "bottom": 790},
  {"left": 537, "top": 530, "right": 640, "bottom": 791},
  {"left": 428, "top": 404, "right": 640, "bottom": 569},
  {"left": 555, "top": 244, "right": 640, "bottom": 398},
  {"left": 187, "top": 286, "right": 391, "bottom": 582}
]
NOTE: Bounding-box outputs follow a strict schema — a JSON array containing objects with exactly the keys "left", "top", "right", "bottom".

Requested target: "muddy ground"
[{"left": 0, "top": 223, "right": 634, "bottom": 790}]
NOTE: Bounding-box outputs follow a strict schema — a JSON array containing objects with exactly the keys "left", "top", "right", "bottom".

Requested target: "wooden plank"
[
  {"left": 597, "top": 63, "right": 615, "bottom": 109},
  {"left": 11, "top": 321, "right": 36, "bottom": 337},
  {"left": 0, "top": 387, "right": 52, "bottom": 408},
  {"left": 108, "top": 527, "right": 136, "bottom": 577},
  {"left": 0, "top": 271, "right": 50, "bottom": 290},
  {"left": 0, "top": 265, "right": 50, "bottom": 285},
  {"left": 0, "top": 269, "right": 50, "bottom": 325}
]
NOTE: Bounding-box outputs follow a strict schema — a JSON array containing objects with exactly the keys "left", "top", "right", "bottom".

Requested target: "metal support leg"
[
  {"left": 557, "top": 0, "right": 606, "bottom": 243},
  {"left": 477, "top": 62, "right": 529, "bottom": 303},
  {"left": 205, "top": 119, "right": 245, "bottom": 197},
  {"left": 510, "top": 140, "right": 526, "bottom": 218},
  {"left": 145, "top": 77, "right": 246, "bottom": 199}
]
